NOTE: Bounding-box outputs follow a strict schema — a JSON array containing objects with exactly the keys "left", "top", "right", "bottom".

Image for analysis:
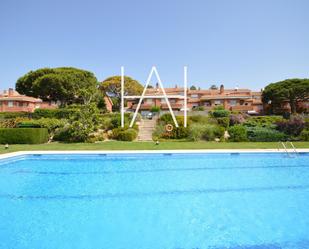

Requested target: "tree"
[
  {"left": 100, "top": 76, "right": 143, "bottom": 110},
  {"left": 55, "top": 103, "right": 101, "bottom": 142},
  {"left": 16, "top": 67, "right": 99, "bottom": 106},
  {"left": 190, "top": 85, "right": 197, "bottom": 90},
  {"left": 210, "top": 84, "right": 218, "bottom": 90},
  {"left": 262, "top": 79, "right": 309, "bottom": 113}
]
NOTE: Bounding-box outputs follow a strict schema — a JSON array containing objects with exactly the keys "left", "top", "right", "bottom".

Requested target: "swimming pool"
[{"left": 0, "top": 152, "right": 309, "bottom": 248}]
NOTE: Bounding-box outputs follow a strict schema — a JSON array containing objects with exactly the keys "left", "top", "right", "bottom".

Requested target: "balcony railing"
[{"left": 230, "top": 105, "right": 254, "bottom": 111}]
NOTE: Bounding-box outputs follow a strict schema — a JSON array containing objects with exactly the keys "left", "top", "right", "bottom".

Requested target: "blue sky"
[{"left": 0, "top": 0, "right": 308, "bottom": 91}]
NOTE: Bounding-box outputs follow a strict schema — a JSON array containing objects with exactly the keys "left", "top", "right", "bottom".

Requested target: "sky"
[{"left": 0, "top": 0, "right": 308, "bottom": 91}]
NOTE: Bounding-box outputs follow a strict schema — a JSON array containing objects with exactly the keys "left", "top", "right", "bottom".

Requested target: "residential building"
[
  {"left": 0, "top": 88, "right": 58, "bottom": 113},
  {"left": 104, "top": 96, "right": 113, "bottom": 112},
  {"left": 126, "top": 84, "right": 263, "bottom": 114}
]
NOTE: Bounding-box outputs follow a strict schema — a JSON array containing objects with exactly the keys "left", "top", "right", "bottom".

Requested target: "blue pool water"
[{"left": 0, "top": 153, "right": 309, "bottom": 249}]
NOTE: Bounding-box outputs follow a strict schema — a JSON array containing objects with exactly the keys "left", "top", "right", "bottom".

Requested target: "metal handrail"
[
  {"left": 278, "top": 141, "right": 297, "bottom": 157},
  {"left": 288, "top": 141, "right": 298, "bottom": 155}
]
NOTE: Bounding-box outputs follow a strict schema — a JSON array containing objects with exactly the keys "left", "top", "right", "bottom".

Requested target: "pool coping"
[{"left": 1, "top": 149, "right": 309, "bottom": 160}]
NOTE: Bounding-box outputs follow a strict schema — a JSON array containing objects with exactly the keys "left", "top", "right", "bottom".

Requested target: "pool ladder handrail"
[{"left": 278, "top": 141, "right": 298, "bottom": 157}]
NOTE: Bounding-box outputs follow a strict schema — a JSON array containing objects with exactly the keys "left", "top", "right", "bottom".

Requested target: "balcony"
[
  {"left": 161, "top": 103, "right": 183, "bottom": 110},
  {"left": 230, "top": 105, "right": 254, "bottom": 111}
]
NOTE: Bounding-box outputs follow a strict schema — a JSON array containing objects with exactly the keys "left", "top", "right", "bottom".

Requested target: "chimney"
[
  {"left": 220, "top": 84, "right": 224, "bottom": 94},
  {"left": 156, "top": 82, "right": 159, "bottom": 89},
  {"left": 175, "top": 84, "right": 178, "bottom": 88},
  {"left": 8, "top": 88, "right": 14, "bottom": 96}
]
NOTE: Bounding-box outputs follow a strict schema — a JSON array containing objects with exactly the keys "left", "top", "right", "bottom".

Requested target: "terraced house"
[
  {"left": 0, "top": 88, "right": 57, "bottom": 112},
  {"left": 126, "top": 84, "right": 263, "bottom": 114}
]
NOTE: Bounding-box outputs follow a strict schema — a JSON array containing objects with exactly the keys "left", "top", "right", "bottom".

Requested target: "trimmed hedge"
[
  {"left": 32, "top": 108, "right": 81, "bottom": 119},
  {"left": 0, "top": 128, "right": 49, "bottom": 144}
]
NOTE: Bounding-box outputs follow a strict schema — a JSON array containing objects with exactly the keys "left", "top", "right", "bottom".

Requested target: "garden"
[
  {"left": 153, "top": 106, "right": 309, "bottom": 142},
  {"left": 0, "top": 105, "right": 140, "bottom": 144}
]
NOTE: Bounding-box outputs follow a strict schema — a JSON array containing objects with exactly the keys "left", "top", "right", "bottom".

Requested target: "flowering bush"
[{"left": 275, "top": 116, "right": 305, "bottom": 136}]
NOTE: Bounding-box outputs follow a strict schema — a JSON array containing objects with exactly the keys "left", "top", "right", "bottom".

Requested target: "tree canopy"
[
  {"left": 209, "top": 84, "right": 218, "bottom": 90},
  {"left": 16, "top": 67, "right": 99, "bottom": 106},
  {"left": 100, "top": 76, "right": 143, "bottom": 110},
  {"left": 262, "top": 78, "right": 309, "bottom": 113},
  {"left": 190, "top": 85, "right": 197, "bottom": 90}
]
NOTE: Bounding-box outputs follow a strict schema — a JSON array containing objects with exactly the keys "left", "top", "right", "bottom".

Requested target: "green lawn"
[{"left": 1, "top": 141, "right": 309, "bottom": 154}]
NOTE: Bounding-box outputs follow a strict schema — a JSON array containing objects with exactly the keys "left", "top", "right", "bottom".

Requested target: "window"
[
  {"left": 229, "top": 100, "right": 237, "bottom": 106},
  {"left": 204, "top": 102, "right": 211, "bottom": 107},
  {"left": 145, "top": 99, "right": 153, "bottom": 104},
  {"left": 18, "top": 102, "right": 24, "bottom": 107},
  {"left": 169, "top": 99, "right": 176, "bottom": 104},
  {"left": 214, "top": 100, "right": 222, "bottom": 106},
  {"left": 8, "top": 101, "right": 14, "bottom": 107},
  {"left": 191, "top": 94, "right": 198, "bottom": 98}
]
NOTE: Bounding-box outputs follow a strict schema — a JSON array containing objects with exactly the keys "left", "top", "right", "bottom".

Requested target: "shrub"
[
  {"left": 0, "top": 117, "right": 29, "bottom": 128},
  {"left": 212, "top": 109, "right": 230, "bottom": 118},
  {"left": 53, "top": 104, "right": 101, "bottom": 142},
  {"left": 152, "top": 125, "right": 165, "bottom": 141},
  {"left": 229, "top": 114, "right": 246, "bottom": 126},
  {"left": 0, "top": 112, "right": 29, "bottom": 119},
  {"left": 0, "top": 128, "right": 49, "bottom": 144},
  {"left": 216, "top": 117, "right": 230, "bottom": 128},
  {"left": 129, "top": 112, "right": 142, "bottom": 122},
  {"left": 188, "top": 124, "right": 206, "bottom": 141},
  {"left": 159, "top": 113, "right": 174, "bottom": 123},
  {"left": 156, "top": 114, "right": 189, "bottom": 139},
  {"left": 33, "top": 106, "right": 81, "bottom": 119},
  {"left": 150, "top": 106, "right": 160, "bottom": 113},
  {"left": 193, "top": 106, "right": 205, "bottom": 111},
  {"left": 188, "top": 124, "right": 224, "bottom": 141},
  {"left": 108, "top": 113, "right": 133, "bottom": 129},
  {"left": 189, "top": 115, "right": 210, "bottom": 124},
  {"left": 111, "top": 128, "right": 137, "bottom": 141},
  {"left": 300, "top": 129, "right": 309, "bottom": 141},
  {"left": 244, "top": 116, "right": 283, "bottom": 129},
  {"left": 32, "top": 109, "right": 59, "bottom": 119},
  {"left": 276, "top": 116, "right": 305, "bottom": 136},
  {"left": 247, "top": 127, "right": 287, "bottom": 142},
  {"left": 228, "top": 125, "right": 248, "bottom": 142},
  {"left": 117, "top": 129, "right": 138, "bottom": 141},
  {"left": 17, "top": 118, "right": 66, "bottom": 133},
  {"left": 54, "top": 121, "right": 92, "bottom": 143},
  {"left": 209, "top": 105, "right": 230, "bottom": 118}
]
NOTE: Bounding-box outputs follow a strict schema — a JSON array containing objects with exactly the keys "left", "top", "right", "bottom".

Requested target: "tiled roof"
[{"left": 0, "top": 90, "right": 42, "bottom": 103}]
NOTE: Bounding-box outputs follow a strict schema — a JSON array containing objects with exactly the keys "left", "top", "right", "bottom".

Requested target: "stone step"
[{"left": 137, "top": 119, "right": 157, "bottom": 141}]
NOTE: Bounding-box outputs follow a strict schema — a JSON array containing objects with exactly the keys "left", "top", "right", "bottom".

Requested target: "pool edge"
[{"left": 1, "top": 149, "right": 309, "bottom": 160}]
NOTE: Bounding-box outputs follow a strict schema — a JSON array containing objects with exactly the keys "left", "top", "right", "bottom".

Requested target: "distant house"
[
  {"left": 0, "top": 88, "right": 58, "bottom": 113},
  {"left": 126, "top": 84, "right": 263, "bottom": 114},
  {"left": 104, "top": 96, "right": 113, "bottom": 112}
]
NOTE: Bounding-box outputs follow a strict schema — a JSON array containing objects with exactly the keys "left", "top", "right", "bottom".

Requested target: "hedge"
[
  {"left": 247, "top": 127, "right": 287, "bottom": 142},
  {"left": 111, "top": 128, "right": 138, "bottom": 141},
  {"left": 0, "top": 128, "right": 49, "bottom": 144}
]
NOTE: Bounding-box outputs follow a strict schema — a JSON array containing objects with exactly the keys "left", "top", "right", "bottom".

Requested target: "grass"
[{"left": 0, "top": 141, "right": 309, "bottom": 154}]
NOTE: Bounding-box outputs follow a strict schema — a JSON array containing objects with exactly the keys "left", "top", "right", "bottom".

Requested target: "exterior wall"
[
  {"left": 119, "top": 86, "right": 264, "bottom": 114},
  {"left": 0, "top": 89, "right": 59, "bottom": 113},
  {"left": 103, "top": 96, "right": 113, "bottom": 112},
  {"left": 0, "top": 100, "right": 37, "bottom": 112}
]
